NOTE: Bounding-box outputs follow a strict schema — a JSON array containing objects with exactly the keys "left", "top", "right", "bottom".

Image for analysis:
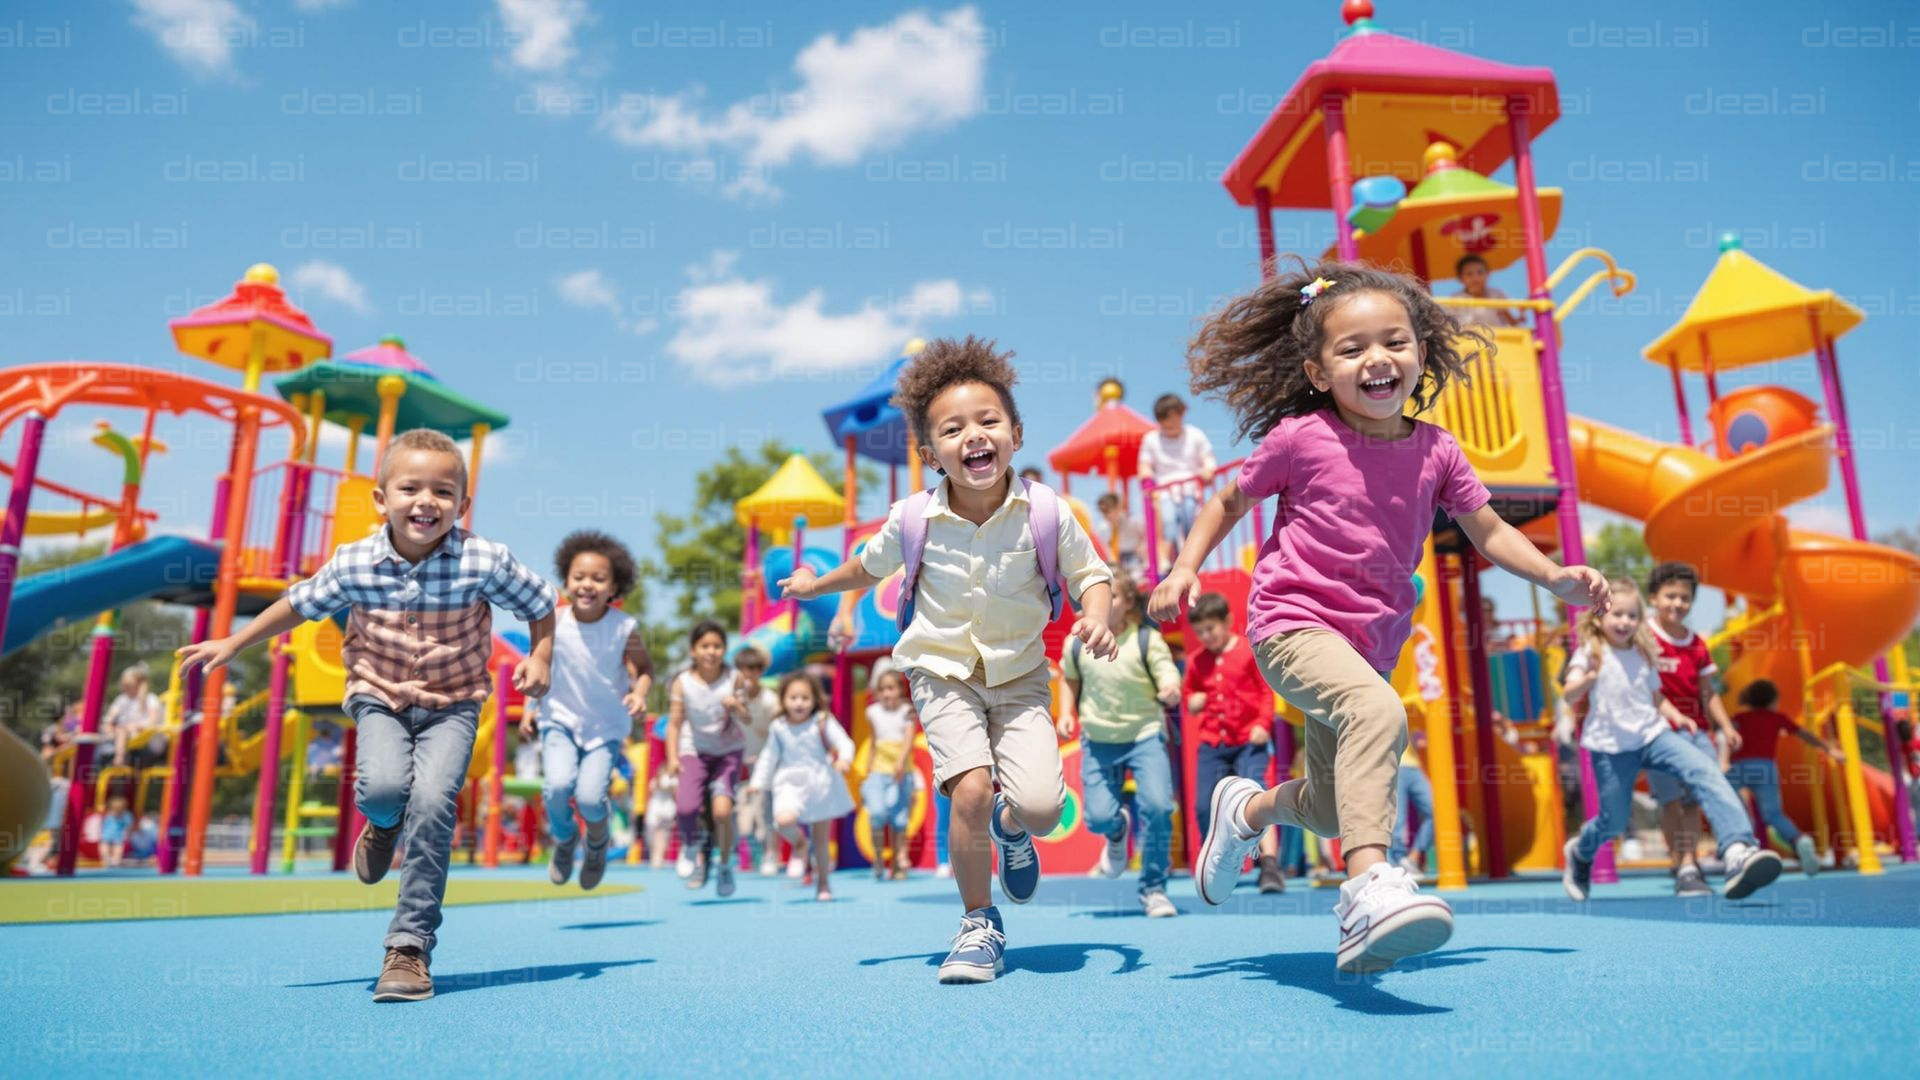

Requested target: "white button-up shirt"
[{"left": 860, "top": 480, "right": 1110, "bottom": 687}]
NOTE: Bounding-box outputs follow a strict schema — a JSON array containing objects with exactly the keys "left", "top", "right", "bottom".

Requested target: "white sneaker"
[
  {"left": 1140, "top": 889, "right": 1178, "bottom": 918},
  {"left": 675, "top": 847, "right": 695, "bottom": 880},
  {"left": 1722, "top": 843, "right": 1783, "bottom": 900},
  {"left": 1096, "top": 808, "right": 1130, "bottom": 880},
  {"left": 1396, "top": 854, "right": 1423, "bottom": 877},
  {"left": 1334, "top": 864, "right": 1454, "bottom": 974},
  {"left": 934, "top": 863, "right": 953, "bottom": 879},
  {"left": 1194, "top": 777, "right": 1263, "bottom": 906},
  {"left": 1794, "top": 835, "right": 1819, "bottom": 877},
  {"left": 786, "top": 853, "right": 808, "bottom": 879},
  {"left": 759, "top": 858, "right": 781, "bottom": 877}
]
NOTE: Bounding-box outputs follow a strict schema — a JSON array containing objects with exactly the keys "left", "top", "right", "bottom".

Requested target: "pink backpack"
[{"left": 896, "top": 478, "right": 1066, "bottom": 632}]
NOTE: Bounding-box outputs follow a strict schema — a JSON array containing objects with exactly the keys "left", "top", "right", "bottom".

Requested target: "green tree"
[{"left": 1585, "top": 521, "right": 1653, "bottom": 584}]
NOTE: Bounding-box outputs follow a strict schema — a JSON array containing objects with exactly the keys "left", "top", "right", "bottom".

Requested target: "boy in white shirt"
[{"left": 1138, "top": 394, "right": 1216, "bottom": 560}]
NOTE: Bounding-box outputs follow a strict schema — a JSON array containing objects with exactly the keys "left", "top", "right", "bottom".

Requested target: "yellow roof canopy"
[
  {"left": 1643, "top": 238, "right": 1865, "bottom": 372},
  {"left": 735, "top": 454, "right": 846, "bottom": 541}
]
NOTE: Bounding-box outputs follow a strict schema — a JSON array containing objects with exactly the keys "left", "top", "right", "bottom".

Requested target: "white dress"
[{"left": 749, "top": 713, "right": 856, "bottom": 824}]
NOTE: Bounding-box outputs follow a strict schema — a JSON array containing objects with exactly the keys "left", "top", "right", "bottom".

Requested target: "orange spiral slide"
[{"left": 1566, "top": 416, "right": 1920, "bottom": 840}]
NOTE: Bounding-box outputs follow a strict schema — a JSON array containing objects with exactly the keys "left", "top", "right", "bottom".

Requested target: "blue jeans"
[
  {"left": 861, "top": 770, "right": 913, "bottom": 831},
  {"left": 1646, "top": 728, "right": 1718, "bottom": 806},
  {"left": 1193, "top": 741, "right": 1271, "bottom": 838},
  {"left": 1081, "top": 735, "right": 1175, "bottom": 894},
  {"left": 1391, "top": 765, "right": 1434, "bottom": 863},
  {"left": 540, "top": 726, "right": 615, "bottom": 845},
  {"left": 1574, "top": 729, "right": 1756, "bottom": 863},
  {"left": 1724, "top": 757, "right": 1804, "bottom": 844},
  {"left": 1158, "top": 490, "right": 1200, "bottom": 546},
  {"left": 349, "top": 695, "right": 482, "bottom": 958}
]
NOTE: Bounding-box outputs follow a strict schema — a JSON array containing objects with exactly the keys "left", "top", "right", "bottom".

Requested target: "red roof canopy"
[
  {"left": 1222, "top": 27, "right": 1560, "bottom": 210},
  {"left": 1047, "top": 405, "right": 1154, "bottom": 476}
]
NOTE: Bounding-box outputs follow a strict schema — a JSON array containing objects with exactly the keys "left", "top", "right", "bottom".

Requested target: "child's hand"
[
  {"left": 517, "top": 713, "right": 536, "bottom": 738},
  {"left": 1186, "top": 692, "right": 1208, "bottom": 714},
  {"left": 892, "top": 760, "right": 913, "bottom": 782},
  {"left": 662, "top": 756, "right": 680, "bottom": 778},
  {"left": 780, "top": 567, "right": 819, "bottom": 601},
  {"left": 1055, "top": 712, "right": 1077, "bottom": 740},
  {"left": 1158, "top": 686, "right": 1180, "bottom": 707},
  {"left": 721, "top": 693, "right": 742, "bottom": 712},
  {"left": 834, "top": 757, "right": 850, "bottom": 775},
  {"left": 514, "top": 655, "right": 551, "bottom": 699},
  {"left": 1249, "top": 725, "right": 1271, "bottom": 746},
  {"left": 176, "top": 638, "right": 237, "bottom": 674},
  {"left": 1072, "top": 617, "right": 1118, "bottom": 661},
  {"left": 1148, "top": 567, "right": 1199, "bottom": 622},
  {"left": 1673, "top": 715, "right": 1699, "bottom": 735},
  {"left": 622, "top": 688, "right": 648, "bottom": 720},
  {"left": 1551, "top": 565, "right": 1609, "bottom": 608},
  {"left": 827, "top": 614, "right": 854, "bottom": 652},
  {"left": 1722, "top": 727, "right": 1744, "bottom": 753}
]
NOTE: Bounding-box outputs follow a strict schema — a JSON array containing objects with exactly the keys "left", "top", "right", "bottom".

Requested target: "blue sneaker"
[
  {"left": 988, "top": 795, "right": 1041, "bottom": 904},
  {"left": 938, "top": 906, "right": 1005, "bottom": 984}
]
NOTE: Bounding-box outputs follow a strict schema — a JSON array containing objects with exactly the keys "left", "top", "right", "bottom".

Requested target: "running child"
[
  {"left": 1642, "top": 562, "right": 1744, "bottom": 895},
  {"left": 1058, "top": 570, "right": 1182, "bottom": 916},
  {"left": 728, "top": 645, "right": 783, "bottom": 875},
  {"left": 1150, "top": 260, "right": 1611, "bottom": 973},
  {"left": 860, "top": 669, "right": 920, "bottom": 881},
  {"left": 781, "top": 335, "right": 1115, "bottom": 984},
  {"left": 1726, "top": 678, "right": 1840, "bottom": 875},
  {"left": 179, "top": 428, "right": 556, "bottom": 1002},
  {"left": 664, "top": 620, "right": 748, "bottom": 896},
  {"left": 520, "top": 530, "right": 653, "bottom": 891},
  {"left": 1183, "top": 591, "right": 1286, "bottom": 894},
  {"left": 747, "top": 672, "right": 856, "bottom": 901},
  {"left": 1559, "top": 579, "right": 1785, "bottom": 901}
]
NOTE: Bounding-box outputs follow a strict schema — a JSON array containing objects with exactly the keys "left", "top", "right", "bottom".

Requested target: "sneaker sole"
[
  {"left": 1561, "top": 839, "right": 1589, "bottom": 902},
  {"left": 1195, "top": 780, "right": 1250, "bottom": 906},
  {"left": 372, "top": 986, "right": 434, "bottom": 1003},
  {"left": 1337, "top": 900, "right": 1454, "bottom": 974},
  {"left": 353, "top": 822, "right": 394, "bottom": 886},
  {"left": 1724, "top": 851, "right": 1783, "bottom": 900},
  {"left": 937, "top": 959, "right": 1004, "bottom": 984}
]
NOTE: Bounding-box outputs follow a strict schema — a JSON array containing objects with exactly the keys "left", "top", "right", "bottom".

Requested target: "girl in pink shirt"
[{"left": 1150, "top": 259, "right": 1608, "bottom": 974}]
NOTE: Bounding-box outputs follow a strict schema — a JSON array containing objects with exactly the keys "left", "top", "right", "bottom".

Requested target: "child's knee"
[
  {"left": 1006, "top": 786, "right": 1064, "bottom": 837},
  {"left": 355, "top": 774, "right": 409, "bottom": 826},
  {"left": 774, "top": 809, "right": 801, "bottom": 830},
  {"left": 946, "top": 768, "right": 994, "bottom": 815}
]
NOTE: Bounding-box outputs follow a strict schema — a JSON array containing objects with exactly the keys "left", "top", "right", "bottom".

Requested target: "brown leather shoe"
[
  {"left": 373, "top": 946, "right": 432, "bottom": 1002},
  {"left": 578, "top": 821, "right": 611, "bottom": 891},
  {"left": 353, "top": 820, "right": 402, "bottom": 885}
]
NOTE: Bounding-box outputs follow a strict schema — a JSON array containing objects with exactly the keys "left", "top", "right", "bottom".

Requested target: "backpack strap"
[
  {"left": 1020, "top": 478, "right": 1066, "bottom": 622},
  {"left": 895, "top": 489, "right": 937, "bottom": 633},
  {"left": 1136, "top": 625, "right": 1156, "bottom": 693}
]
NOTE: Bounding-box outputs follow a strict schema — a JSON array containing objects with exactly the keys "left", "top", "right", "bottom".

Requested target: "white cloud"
[
  {"left": 1786, "top": 502, "right": 1853, "bottom": 536},
  {"left": 597, "top": 6, "right": 989, "bottom": 198},
  {"left": 662, "top": 256, "right": 983, "bottom": 387},
  {"left": 129, "top": 0, "right": 252, "bottom": 79},
  {"left": 496, "top": 0, "right": 590, "bottom": 74},
  {"left": 290, "top": 260, "right": 371, "bottom": 314},
  {"left": 555, "top": 269, "right": 622, "bottom": 317},
  {"left": 293, "top": 0, "right": 352, "bottom": 10}
]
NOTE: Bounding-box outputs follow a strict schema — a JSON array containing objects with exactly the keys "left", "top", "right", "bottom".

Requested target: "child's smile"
[
  {"left": 1309, "top": 291, "right": 1424, "bottom": 436},
  {"left": 566, "top": 552, "right": 615, "bottom": 620},
  {"left": 924, "top": 381, "right": 1021, "bottom": 495}
]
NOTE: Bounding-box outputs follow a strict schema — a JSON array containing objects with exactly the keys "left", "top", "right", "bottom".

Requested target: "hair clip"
[{"left": 1300, "top": 276, "right": 1335, "bottom": 305}]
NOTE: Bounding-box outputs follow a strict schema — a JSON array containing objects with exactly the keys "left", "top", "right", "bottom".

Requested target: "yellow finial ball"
[
  {"left": 1097, "top": 378, "right": 1124, "bottom": 405},
  {"left": 903, "top": 337, "right": 927, "bottom": 357},
  {"left": 244, "top": 262, "right": 280, "bottom": 285},
  {"left": 1422, "top": 142, "right": 1458, "bottom": 174}
]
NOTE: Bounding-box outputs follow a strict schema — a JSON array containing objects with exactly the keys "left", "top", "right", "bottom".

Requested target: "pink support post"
[
  {"left": 742, "top": 525, "right": 761, "bottom": 632},
  {"left": 485, "top": 661, "right": 511, "bottom": 868},
  {"left": 1322, "top": 93, "right": 1359, "bottom": 261},
  {"left": 0, "top": 411, "right": 50, "bottom": 651},
  {"left": 1253, "top": 186, "right": 1277, "bottom": 278},
  {"left": 1140, "top": 479, "right": 1160, "bottom": 587},
  {"left": 56, "top": 619, "right": 116, "bottom": 876},
  {"left": 1812, "top": 319, "right": 1916, "bottom": 859},
  {"left": 1508, "top": 98, "right": 1611, "bottom": 881},
  {"left": 1668, "top": 356, "right": 1695, "bottom": 449},
  {"left": 249, "top": 463, "right": 313, "bottom": 874},
  {"left": 1700, "top": 334, "right": 1720, "bottom": 404}
]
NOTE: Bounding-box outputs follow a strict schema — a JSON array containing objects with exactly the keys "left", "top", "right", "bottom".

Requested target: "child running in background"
[
  {"left": 1151, "top": 260, "right": 1611, "bottom": 973},
  {"left": 748, "top": 672, "right": 855, "bottom": 901},
  {"left": 1560, "top": 579, "right": 1785, "bottom": 902},
  {"left": 521, "top": 530, "right": 653, "bottom": 892},
  {"left": 643, "top": 768, "right": 677, "bottom": 869},
  {"left": 665, "top": 620, "right": 749, "bottom": 896},
  {"left": 1183, "top": 591, "right": 1286, "bottom": 894},
  {"left": 729, "top": 645, "right": 783, "bottom": 875},
  {"left": 782, "top": 336, "right": 1115, "bottom": 984},
  {"left": 1391, "top": 737, "right": 1436, "bottom": 876},
  {"left": 1097, "top": 493, "right": 1148, "bottom": 587},
  {"left": 1727, "top": 678, "right": 1840, "bottom": 876},
  {"left": 1139, "top": 393, "right": 1217, "bottom": 562},
  {"left": 1642, "top": 561, "right": 1744, "bottom": 896},
  {"left": 99, "top": 795, "right": 133, "bottom": 868},
  {"left": 179, "top": 428, "right": 556, "bottom": 1002},
  {"left": 1058, "top": 570, "right": 1182, "bottom": 916},
  {"left": 860, "top": 669, "right": 920, "bottom": 881}
]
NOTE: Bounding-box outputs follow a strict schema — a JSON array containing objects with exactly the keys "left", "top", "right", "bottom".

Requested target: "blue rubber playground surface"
[{"left": 3, "top": 862, "right": 1916, "bottom": 1078}]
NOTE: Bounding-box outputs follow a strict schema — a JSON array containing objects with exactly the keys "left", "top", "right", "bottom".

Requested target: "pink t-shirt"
[{"left": 1237, "top": 410, "right": 1491, "bottom": 670}]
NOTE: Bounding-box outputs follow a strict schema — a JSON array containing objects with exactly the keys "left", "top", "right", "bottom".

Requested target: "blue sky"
[{"left": 3, "top": 0, "right": 1917, "bottom": 629}]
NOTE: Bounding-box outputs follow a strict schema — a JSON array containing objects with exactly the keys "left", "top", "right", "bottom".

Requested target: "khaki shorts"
[{"left": 907, "top": 663, "right": 1065, "bottom": 836}]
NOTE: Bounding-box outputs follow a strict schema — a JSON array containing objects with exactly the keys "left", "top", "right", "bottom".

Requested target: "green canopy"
[{"left": 273, "top": 363, "right": 509, "bottom": 436}]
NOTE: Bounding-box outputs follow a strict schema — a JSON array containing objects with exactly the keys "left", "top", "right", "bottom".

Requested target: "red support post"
[
  {"left": 1253, "top": 186, "right": 1277, "bottom": 278},
  {"left": 1668, "top": 356, "right": 1695, "bottom": 449},
  {"left": 1322, "top": 93, "right": 1359, "bottom": 261}
]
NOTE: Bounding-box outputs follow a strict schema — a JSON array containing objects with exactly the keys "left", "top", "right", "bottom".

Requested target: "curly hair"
[
  {"left": 1187, "top": 258, "right": 1489, "bottom": 443},
  {"left": 553, "top": 529, "right": 638, "bottom": 598},
  {"left": 892, "top": 335, "right": 1022, "bottom": 449}
]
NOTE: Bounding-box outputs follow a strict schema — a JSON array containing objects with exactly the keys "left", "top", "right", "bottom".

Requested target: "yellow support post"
[
  {"left": 1833, "top": 699, "right": 1884, "bottom": 875},
  {"left": 281, "top": 709, "right": 308, "bottom": 872}
]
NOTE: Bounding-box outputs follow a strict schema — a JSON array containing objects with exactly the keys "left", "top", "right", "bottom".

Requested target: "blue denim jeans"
[
  {"left": 1081, "top": 734, "right": 1175, "bottom": 894},
  {"left": 1574, "top": 729, "right": 1756, "bottom": 863},
  {"left": 1157, "top": 490, "right": 1201, "bottom": 546},
  {"left": 1193, "top": 741, "right": 1271, "bottom": 838},
  {"left": 540, "top": 726, "right": 615, "bottom": 845},
  {"left": 861, "top": 770, "right": 913, "bottom": 831},
  {"left": 348, "top": 695, "right": 482, "bottom": 958},
  {"left": 1391, "top": 765, "right": 1435, "bottom": 863},
  {"left": 1646, "top": 728, "right": 1718, "bottom": 806},
  {"left": 1724, "top": 757, "right": 1804, "bottom": 844}
]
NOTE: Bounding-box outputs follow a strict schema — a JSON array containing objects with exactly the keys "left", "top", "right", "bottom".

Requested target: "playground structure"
[{"left": 0, "top": 265, "right": 542, "bottom": 878}]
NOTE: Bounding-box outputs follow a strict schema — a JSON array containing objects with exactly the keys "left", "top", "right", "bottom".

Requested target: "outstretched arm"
[
  {"left": 1456, "top": 505, "right": 1609, "bottom": 609},
  {"left": 176, "top": 597, "right": 309, "bottom": 674},
  {"left": 781, "top": 558, "right": 881, "bottom": 601},
  {"left": 1148, "top": 483, "right": 1256, "bottom": 621}
]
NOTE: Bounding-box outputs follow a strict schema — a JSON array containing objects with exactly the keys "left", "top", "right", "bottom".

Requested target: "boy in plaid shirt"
[{"left": 180, "top": 429, "right": 556, "bottom": 1002}]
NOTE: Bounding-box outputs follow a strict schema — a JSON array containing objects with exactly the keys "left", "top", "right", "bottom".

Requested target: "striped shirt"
[{"left": 287, "top": 526, "right": 555, "bottom": 710}]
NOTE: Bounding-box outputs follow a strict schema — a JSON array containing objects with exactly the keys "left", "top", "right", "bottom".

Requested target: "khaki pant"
[
  {"left": 907, "top": 664, "right": 1065, "bottom": 836},
  {"left": 1253, "top": 629, "right": 1407, "bottom": 852}
]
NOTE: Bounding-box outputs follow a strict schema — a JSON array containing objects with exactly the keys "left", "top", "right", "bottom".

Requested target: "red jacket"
[{"left": 1183, "top": 637, "right": 1273, "bottom": 746}]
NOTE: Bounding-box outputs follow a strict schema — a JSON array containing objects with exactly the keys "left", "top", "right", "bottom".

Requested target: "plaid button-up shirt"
[{"left": 288, "top": 526, "right": 556, "bottom": 710}]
